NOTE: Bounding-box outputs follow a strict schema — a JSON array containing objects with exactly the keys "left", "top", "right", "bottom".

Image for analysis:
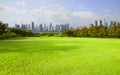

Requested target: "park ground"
[{"left": 0, "top": 37, "right": 120, "bottom": 75}]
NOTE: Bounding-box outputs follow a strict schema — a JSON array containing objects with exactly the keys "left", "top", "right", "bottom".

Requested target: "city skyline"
[
  {"left": 12, "top": 19, "right": 119, "bottom": 33},
  {"left": 0, "top": 0, "right": 120, "bottom": 27},
  {"left": 15, "top": 22, "right": 70, "bottom": 32}
]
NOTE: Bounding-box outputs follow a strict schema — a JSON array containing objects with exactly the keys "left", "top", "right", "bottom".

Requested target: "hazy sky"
[{"left": 0, "top": 0, "right": 120, "bottom": 27}]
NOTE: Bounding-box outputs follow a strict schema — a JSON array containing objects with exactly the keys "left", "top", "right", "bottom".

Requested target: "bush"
[
  {"left": 34, "top": 33, "right": 41, "bottom": 37},
  {"left": 40, "top": 32, "right": 57, "bottom": 36},
  {"left": 0, "top": 36, "right": 4, "bottom": 40},
  {"left": 2, "top": 32, "right": 17, "bottom": 39}
]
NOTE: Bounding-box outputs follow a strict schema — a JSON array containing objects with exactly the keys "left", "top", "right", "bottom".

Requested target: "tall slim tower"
[
  {"left": 31, "top": 22, "right": 35, "bottom": 32},
  {"left": 39, "top": 24, "right": 43, "bottom": 32},
  {"left": 109, "top": 21, "right": 114, "bottom": 28},
  {"left": 114, "top": 21, "right": 117, "bottom": 25},
  {"left": 49, "top": 23, "right": 52, "bottom": 32},
  {"left": 95, "top": 20, "right": 98, "bottom": 26},
  {"left": 99, "top": 20, "right": 103, "bottom": 26},
  {"left": 104, "top": 19, "right": 108, "bottom": 27}
]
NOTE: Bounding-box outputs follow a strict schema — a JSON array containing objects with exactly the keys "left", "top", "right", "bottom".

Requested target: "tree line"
[
  {"left": 1, "top": 21, "right": 120, "bottom": 39},
  {"left": 0, "top": 21, "right": 59, "bottom": 39},
  {"left": 0, "top": 21, "right": 34, "bottom": 39},
  {"left": 60, "top": 24, "right": 120, "bottom": 38}
]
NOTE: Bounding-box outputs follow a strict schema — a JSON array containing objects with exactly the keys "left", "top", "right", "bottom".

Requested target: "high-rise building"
[
  {"left": 114, "top": 21, "right": 117, "bottom": 25},
  {"left": 15, "top": 24, "right": 20, "bottom": 28},
  {"left": 60, "top": 24, "right": 64, "bottom": 31},
  {"left": 109, "top": 21, "right": 114, "bottom": 28},
  {"left": 117, "top": 22, "right": 120, "bottom": 25},
  {"left": 21, "top": 24, "right": 27, "bottom": 30},
  {"left": 99, "top": 20, "right": 103, "bottom": 26},
  {"left": 90, "top": 24, "right": 94, "bottom": 27},
  {"left": 51, "top": 25, "right": 54, "bottom": 32},
  {"left": 31, "top": 22, "right": 35, "bottom": 32},
  {"left": 28, "top": 24, "right": 31, "bottom": 30},
  {"left": 64, "top": 24, "right": 69, "bottom": 30},
  {"left": 95, "top": 20, "right": 98, "bottom": 26},
  {"left": 49, "top": 23, "right": 53, "bottom": 32},
  {"left": 105, "top": 22, "right": 108, "bottom": 27},
  {"left": 44, "top": 24, "right": 48, "bottom": 32},
  {"left": 60, "top": 24, "right": 69, "bottom": 31},
  {"left": 104, "top": 19, "right": 108, "bottom": 27},
  {"left": 39, "top": 24, "right": 43, "bottom": 32},
  {"left": 55, "top": 25, "right": 61, "bottom": 32}
]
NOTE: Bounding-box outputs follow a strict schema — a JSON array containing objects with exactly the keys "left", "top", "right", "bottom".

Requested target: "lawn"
[{"left": 0, "top": 37, "right": 120, "bottom": 75}]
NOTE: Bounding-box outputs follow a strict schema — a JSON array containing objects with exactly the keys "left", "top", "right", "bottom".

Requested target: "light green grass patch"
[{"left": 0, "top": 37, "right": 120, "bottom": 75}]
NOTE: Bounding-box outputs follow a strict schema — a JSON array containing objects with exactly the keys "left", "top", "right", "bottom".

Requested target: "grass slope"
[{"left": 0, "top": 37, "right": 120, "bottom": 75}]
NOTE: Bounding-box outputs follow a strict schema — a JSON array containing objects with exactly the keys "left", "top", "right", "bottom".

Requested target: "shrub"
[{"left": 2, "top": 32, "right": 17, "bottom": 39}]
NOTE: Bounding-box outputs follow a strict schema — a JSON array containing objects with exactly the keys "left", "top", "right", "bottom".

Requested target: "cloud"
[
  {"left": 2, "top": 4, "right": 96, "bottom": 26},
  {"left": 16, "top": 0, "right": 26, "bottom": 7},
  {"left": 0, "top": 4, "right": 120, "bottom": 27},
  {"left": 26, "top": 5, "right": 96, "bottom": 26},
  {"left": 73, "top": 11, "right": 93, "bottom": 19},
  {"left": 0, "top": 5, "right": 15, "bottom": 13}
]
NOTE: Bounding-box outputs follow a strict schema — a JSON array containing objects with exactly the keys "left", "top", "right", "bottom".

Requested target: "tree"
[
  {"left": 61, "top": 29, "right": 74, "bottom": 37},
  {"left": 108, "top": 24, "right": 117, "bottom": 37},
  {"left": 115, "top": 25, "right": 120, "bottom": 38},
  {"left": 88, "top": 26, "right": 99, "bottom": 37},
  {"left": 2, "top": 31, "right": 17, "bottom": 38},
  {"left": 8, "top": 28, "right": 34, "bottom": 37},
  {"left": 97, "top": 26, "right": 107, "bottom": 37},
  {"left": 80, "top": 27, "right": 89, "bottom": 37},
  {"left": 0, "top": 21, "right": 6, "bottom": 35}
]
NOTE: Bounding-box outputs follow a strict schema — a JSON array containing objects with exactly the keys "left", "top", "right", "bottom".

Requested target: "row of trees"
[
  {"left": 1, "top": 21, "right": 120, "bottom": 39},
  {"left": 0, "top": 21, "right": 34, "bottom": 39},
  {"left": 61, "top": 25, "right": 120, "bottom": 38},
  {"left": 0, "top": 21, "right": 58, "bottom": 39}
]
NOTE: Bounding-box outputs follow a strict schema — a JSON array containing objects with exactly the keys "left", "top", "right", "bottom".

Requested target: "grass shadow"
[{"left": 0, "top": 45, "right": 78, "bottom": 54}]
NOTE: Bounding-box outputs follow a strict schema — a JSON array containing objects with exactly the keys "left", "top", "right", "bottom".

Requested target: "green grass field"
[{"left": 0, "top": 37, "right": 120, "bottom": 75}]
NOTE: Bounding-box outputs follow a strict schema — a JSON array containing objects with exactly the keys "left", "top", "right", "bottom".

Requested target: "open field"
[{"left": 0, "top": 37, "right": 120, "bottom": 75}]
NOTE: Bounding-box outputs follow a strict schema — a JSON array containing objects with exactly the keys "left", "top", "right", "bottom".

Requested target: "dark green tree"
[{"left": 0, "top": 21, "right": 6, "bottom": 35}]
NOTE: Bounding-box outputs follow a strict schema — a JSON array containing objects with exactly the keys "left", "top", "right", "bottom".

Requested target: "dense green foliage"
[
  {"left": 2, "top": 31, "right": 17, "bottom": 38},
  {"left": 0, "top": 21, "right": 34, "bottom": 39},
  {"left": 61, "top": 25, "right": 120, "bottom": 38},
  {"left": 0, "top": 37, "right": 120, "bottom": 75},
  {"left": 39, "top": 32, "right": 58, "bottom": 36},
  {"left": 8, "top": 28, "right": 34, "bottom": 37},
  {"left": 0, "top": 21, "right": 59, "bottom": 39},
  {"left": 1, "top": 21, "right": 120, "bottom": 38},
  {"left": 0, "top": 21, "right": 6, "bottom": 35}
]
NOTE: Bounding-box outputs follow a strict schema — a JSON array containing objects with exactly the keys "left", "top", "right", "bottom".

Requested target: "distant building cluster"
[
  {"left": 15, "top": 22, "right": 69, "bottom": 32},
  {"left": 91, "top": 20, "right": 120, "bottom": 28},
  {"left": 5, "top": 19, "right": 120, "bottom": 33}
]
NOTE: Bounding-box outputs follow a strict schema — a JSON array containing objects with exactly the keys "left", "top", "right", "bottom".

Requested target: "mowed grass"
[{"left": 0, "top": 37, "right": 120, "bottom": 75}]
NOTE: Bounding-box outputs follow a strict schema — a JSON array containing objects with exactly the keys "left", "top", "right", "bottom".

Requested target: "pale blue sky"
[{"left": 0, "top": 0, "right": 120, "bottom": 27}]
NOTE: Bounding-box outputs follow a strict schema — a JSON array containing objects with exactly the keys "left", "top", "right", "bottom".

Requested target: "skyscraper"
[
  {"left": 104, "top": 19, "right": 108, "bottom": 27},
  {"left": 39, "top": 24, "right": 43, "bottom": 32},
  {"left": 90, "top": 24, "right": 94, "bottom": 27},
  {"left": 109, "top": 21, "right": 114, "bottom": 28},
  {"left": 21, "top": 24, "right": 27, "bottom": 30},
  {"left": 95, "top": 20, "right": 98, "bottom": 26},
  {"left": 65, "top": 24, "right": 69, "bottom": 30},
  {"left": 118, "top": 22, "right": 120, "bottom": 26},
  {"left": 31, "top": 22, "right": 35, "bottom": 32},
  {"left": 114, "top": 21, "right": 117, "bottom": 25},
  {"left": 60, "top": 24, "right": 69, "bottom": 31},
  {"left": 44, "top": 24, "right": 48, "bottom": 32},
  {"left": 15, "top": 24, "right": 20, "bottom": 28},
  {"left": 49, "top": 23, "right": 52, "bottom": 32},
  {"left": 55, "top": 25, "right": 61, "bottom": 32},
  {"left": 99, "top": 20, "right": 103, "bottom": 26}
]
